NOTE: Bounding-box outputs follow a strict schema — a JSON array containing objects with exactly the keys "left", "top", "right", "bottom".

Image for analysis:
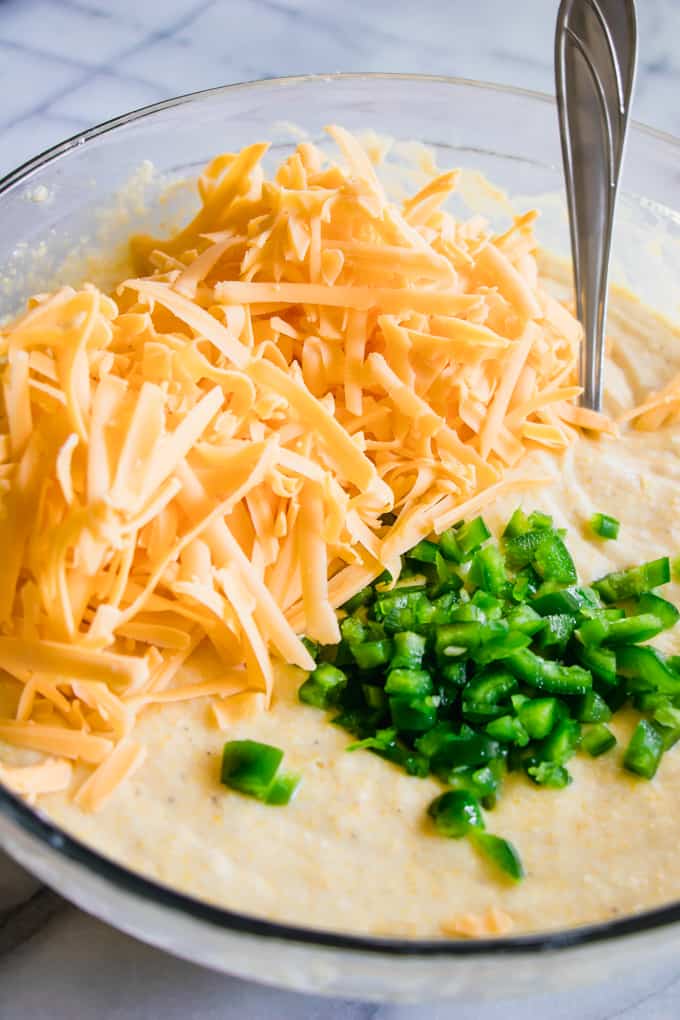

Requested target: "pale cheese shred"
[
  {"left": 0, "top": 127, "right": 617, "bottom": 808},
  {"left": 623, "top": 373, "right": 680, "bottom": 430},
  {"left": 0, "top": 757, "right": 72, "bottom": 798}
]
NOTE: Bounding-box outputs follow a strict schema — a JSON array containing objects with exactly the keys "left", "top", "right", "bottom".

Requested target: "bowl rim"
[
  {"left": 2, "top": 71, "right": 680, "bottom": 959},
  {"left": 2, "top": 71, "right": 680, "bottom": 196},
  {"left": 5, "top": 779, "right": 680, "bottom": 957}
]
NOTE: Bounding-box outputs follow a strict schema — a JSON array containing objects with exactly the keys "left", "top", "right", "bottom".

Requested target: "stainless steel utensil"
[{"left": 555, "top": 0, "right": 638, "bottom": 411}]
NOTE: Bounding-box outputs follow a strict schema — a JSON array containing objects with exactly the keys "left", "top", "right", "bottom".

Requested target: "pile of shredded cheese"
[{"left": 0, "top": 126, "right": 617, "bottom": 810}]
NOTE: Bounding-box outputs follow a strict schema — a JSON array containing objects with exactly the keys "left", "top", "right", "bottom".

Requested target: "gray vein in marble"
[
  {"left": 0, "top": 0, "right": 211, "bottom": 133},
  {"left": 1, "top": 900, "right": 679, "bottom": 1020},
  {"left": 0, "top": 887, "right": 64, "bottom": 960},
  {"left": 2, "top": 0, "right": 679, "bottom": 179}
]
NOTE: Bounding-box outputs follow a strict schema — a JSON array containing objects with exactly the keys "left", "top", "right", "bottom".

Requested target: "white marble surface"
[
  {"left": 2, "top": 0, "right": 680, "bottom": 1015},
  {"left": 1, "top": 0, "right": 680, "bottom": 179}
]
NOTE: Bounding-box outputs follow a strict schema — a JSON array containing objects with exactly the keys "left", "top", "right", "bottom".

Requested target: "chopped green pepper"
[
  {"left": 462, "top": 670, "right": 517, "bottom": 707},
  {"left": 221, "top": 740, "right": 285, "bottom": 800},
  {"left": 438, "top": 660, "right": 468, "bottom": 687},
  {"left": 575, "top": 616, "right": 609, "bottom": 646},
  {"left": 435, "top": 621, "right": 487, "bottom": 657},
  {"left": 594, "top": 557, "right": 671, "bottom": 602},
  {"left": 470, "top": 831, "right": 524, "bottom": 881},
  {"left": 340, "top": 615, "right": 369, "bottom": 647},
  {"left": 346, "top": 727, "right": 397, "bottom": 752},
  {"left": 576, "top": 644, "right": 618, "bottom": 687},
  {"left": 438, "top": 762, "right": 504, "bottom": 806},
  {"left": 535, "top": 613, "right": 576, "bottom": 655},
  {"left": 407, "top": 539, "right": 440, "bottom": 564},
  {"left": 472, "top": 630, "right": 531, "bottom": 666},
  {"left": 533, "top": 532, "right": 577, "bottom": 585},
  {"left": 375, "top": 742, "right": 430, "bottom": 777},
  {"left": 616, "top": 645, "right": 680, "bottom": 695},
  {"left": 503, "top": 507, "right": 531, "bottom": 538},
  {"left": 486, "top": 714, "right": 530, "bottom": 746},
  {"left": 624, "top": 719, "right": 664, "bottom": 779},
  {"left": 537, "top": 717, "right": 581, "bottom": 764},
  {"left": 264, "top": 772, "right": 301, "bottom": 805},
  {"left": 301, "top": 636, "right": 319, "bottom": 660},
  {"left": 414, "top": 721, "right": 456, "bottom": 759},
  {"left": 528, "top": 510, "right": 554, "bottom": 531},
  {"left": 581, "top": 724, "right": 617, "bottom": 757},
  {"left": 590, "top": 513, "right": 620, "bottom": 540},
  {"left": 331, "top": 707, "right": 382, "bottom": 739},
  {"left": 432, "top": 552, "right": 465, "bottom": 595},
  {"left": 506, "top": 649, "right": 592, "bottom": 695},
  {"left": 428, "top": 790, "right": 485, "bottom": 837},
  {"left": 469, "top": 544, "right": 508, "bottom": 596},
  {"left": 456, "top": 516, "right": 491, "bottom": 557},
  {"left": 653, "top": 703, "right": 680, "bottom": 730},
  {"left": 429, "top": 592, "right": 463, "bottom": 625},
  {"left": 505, "top": 603, "right": 546, "bottom": 636},
  {"left": 471, "top": 591, "right": 504, "bottom": 618},
  {"left": 341, "top": 586, "right": 374, "bottom": 614},
  {"left": 511, "top": 567, "right": 540, "bottom": 602},
  {"left": 390, "top": 631, "right": 427, "bottom": 670},
  {"left": 431, "top": 730, "right": 501, "bottom": 771},
  {"left": 298, "top": 663, "right": 348, "bottom": 708},
  {"left": 389, "top": 695, "right": 438, "bottom": 731},
  {"left": 438, "top": 527, "right": 463, "bottom": 562},
  {"left": 636, "top": 592, "right": 680, "bottom": 630},
  {"left": 527, "top": 761, "right": 572, "bottom": 788},
  {"left": 531, "top": 585, "right": 600, "bottom": 616},
  {"left": 518, "top": 697, "right": 562, "bottom": 740},
  {"left": 577, "top": 689, "right": 612, "bottom": 724},
  {"left": 385, "top": 668, "right": 433, "bottom": 697},
  {"left": 351, "top": 639, "right": 393, "bottom": 670},
  {"left": 374, "top": 590, "right": 432, "bottom": 633},
  {"left": 504, "top": 529, "right": 547, "bottom": 570},
  {"left": 634, "top": 691, "right": 672, "bottom": 714},
  {"left": 362, "top": 683, "right": 387, "bottom": 711},
  {"left": 601, "top": 614, "right": 664, "bottom": 646}
]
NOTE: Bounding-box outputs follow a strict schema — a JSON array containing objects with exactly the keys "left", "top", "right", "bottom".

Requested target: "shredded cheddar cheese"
[
  {"left": 440, "top": 906, "right": 515, "bottom": 938},
  {"left": 623, "top": 373, "right": 680, "bottom": 430},
  {"left": 0, "top": 127, "right": 616, "bottom": 808}
]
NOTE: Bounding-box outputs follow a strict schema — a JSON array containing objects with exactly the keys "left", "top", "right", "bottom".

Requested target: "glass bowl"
[{"left": 1, "top": 73, "right": 680, "bottom": 1003}]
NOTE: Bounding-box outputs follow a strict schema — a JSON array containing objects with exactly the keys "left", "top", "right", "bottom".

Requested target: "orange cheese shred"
[
  {"left": 74, "top": 739, "right": 147, "bottom": 812},
  {"left": 441, "top": 906, "right": 515, "bottom": 938},
  {"left": 0, "top": 720, "right": 113, "bottom": 763}
]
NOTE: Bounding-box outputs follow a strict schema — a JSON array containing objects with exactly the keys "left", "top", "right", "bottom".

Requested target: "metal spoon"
[{"left": 555, "top": 0, "right": 638, "bottom": 412}]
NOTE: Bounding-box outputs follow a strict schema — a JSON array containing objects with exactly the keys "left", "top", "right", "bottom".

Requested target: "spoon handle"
[{"left": 555, "top": 0, "right": 637, "bottom": 412}]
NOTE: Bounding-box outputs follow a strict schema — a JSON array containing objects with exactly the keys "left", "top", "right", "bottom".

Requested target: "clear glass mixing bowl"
[{"left": 1, "top": 74, "right": 680, "bottom": 1003}]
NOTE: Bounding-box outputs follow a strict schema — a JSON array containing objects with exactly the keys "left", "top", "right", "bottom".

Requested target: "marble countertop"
[
  {"left": 2, "top": 0, "right": 680, "bottom": 1016},
  {"left": 1, "top": 0, "right": 679, "bottom": 178}
]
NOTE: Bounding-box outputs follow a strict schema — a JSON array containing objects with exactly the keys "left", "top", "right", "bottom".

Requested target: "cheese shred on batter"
[{"left": 0, "top": 128, "right": 614, "bottom": 807}]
